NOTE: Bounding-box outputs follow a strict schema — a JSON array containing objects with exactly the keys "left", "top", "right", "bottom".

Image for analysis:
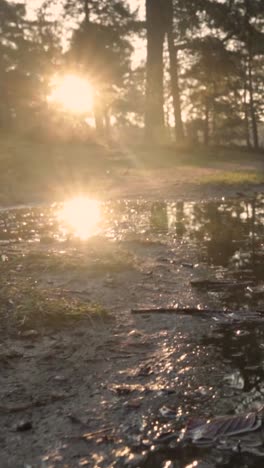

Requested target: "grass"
[
  {"left": 0, "top": 240, "right": 136, "bottom": 330},
  {"left": 129, "top": 142, "right": 264, "bottom": 168},
  {"left": 200, "top": 171, "right": 264, "bottom": 186},
  {"left": 0, "top": 249, "right": 110, "bottom": 330},
  {"left": 0, "top": 134, "right": 116, "bottom": 205},
  {"left": 0, "top": 133, "right": 263, "bottom": 205},
  {"left": 0, "top": 279, "right": 106, "bottom": 329},
  {"left": 18, "top": 243, "right": 136, "bottom": 276}
]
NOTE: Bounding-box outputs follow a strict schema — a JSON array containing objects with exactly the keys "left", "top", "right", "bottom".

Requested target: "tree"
[
  {"left": 165, "top": 0, "right": 184, "bottom": 142},
  {"left": 163, "top": 0, "right": 210, "bottom": 143},
  {"left": 201, "top": 0, "right": 264, "bottom": 149},
  {"left": 0, "top": 0, "right": 26, "bottom": 127},
  {"left": 64, "top": 0, "right": 137, "bottom": 133},
  {"left": 0, "top": 0, "right": 62, "bottom": 133},
  {"left": 184, "top": 36, "right": 244, "bottom": 145},
  {"left": 145, "top": 0, "right": 167, "bottom": 141},
  {"left": 242, "top": 0, "right": 264, "bottom": 149}
]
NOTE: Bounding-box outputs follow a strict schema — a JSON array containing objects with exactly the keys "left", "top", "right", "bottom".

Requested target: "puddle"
[
  {"left": 0, "top": 194, "right": 264, "bottom": 247},
  {"left": 202, "top": 322, "right": 264, "bottom": 394},
  {"left": 133, "top": 320, "right": 264, "bottom": 468},
  {"left": 1, "top": 196, "right": 264, "bottom": 296},
  {"left": 1, "top": 195, "right": 264, "bottom": 467}
]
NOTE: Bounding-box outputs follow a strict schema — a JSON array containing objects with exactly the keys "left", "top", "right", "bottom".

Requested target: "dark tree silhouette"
[
  {"left": 64, "top": 0, "right": 136, "bottom": 133},
  {"left": 145, "top": 0, "right": 167, "bottom": 141},
  {"left": 166, "top": 0, "right": 184, "bottom": 142},
  {"left": 0, "top": 0, "right": 263, "bottom": 146}
]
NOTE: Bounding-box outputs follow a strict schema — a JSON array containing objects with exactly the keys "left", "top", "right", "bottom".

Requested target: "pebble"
[{"left": 16, "top": 421, "right": 32, "bottom": 432}]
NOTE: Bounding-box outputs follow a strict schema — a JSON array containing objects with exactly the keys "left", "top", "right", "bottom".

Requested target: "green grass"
[
  {"left": 200, "top": 171, "right": 264, "bottom": 185},
  {"left": 0, "top": 248, "right": 110, "bottom": 330},
  {"left": 128, "top": 142, "right": 263, "bottom": 168},
  {"left": 0, "top": 134, "right": 263, "bottom": 205},
  {"left": 0, "top": 241, "right": 136, "bottom": 330},
  {"left": 0, "top": 277, "right": 106, "bottom": 330}
]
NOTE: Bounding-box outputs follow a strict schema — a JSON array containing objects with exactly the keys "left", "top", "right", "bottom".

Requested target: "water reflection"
[
  {"left": 1, "top": 195, "right": 264, "bottom": 468},
  {"left": 139, "top": 320, "right": 264, "bottom": 467},
  {"left": 202, "top": 322, "right": 264, "bottom": 394},
  {"left": 57, "top": 196, "right": 101, "bottom": 240},
  {"left": 0, "top": 194, "right": 264, "bottom": 274}
]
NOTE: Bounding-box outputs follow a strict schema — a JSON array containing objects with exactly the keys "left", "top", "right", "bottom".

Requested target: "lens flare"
[
  {"left": 48, "top": 74, "right": 94, "bottom": 114},
  {"left": 58, "top": 197, "right": 101, "bottom": 239}
]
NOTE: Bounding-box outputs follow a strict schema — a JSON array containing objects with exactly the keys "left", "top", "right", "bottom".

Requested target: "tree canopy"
[{"left": 0, "top": 0, "right": 263, "bottom": 148}]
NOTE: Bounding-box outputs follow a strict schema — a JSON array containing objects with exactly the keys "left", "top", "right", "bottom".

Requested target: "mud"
[{"left": 0, "top": 192, "right": 264, "bottom": 467}]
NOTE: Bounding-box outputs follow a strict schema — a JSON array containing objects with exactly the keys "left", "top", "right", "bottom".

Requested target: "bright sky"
[
  {"left": 23, "top": 0, "right": 145, "bottom": 65},
  {"left": 25, "top": 0, "right": 144, "bottom": 20}
]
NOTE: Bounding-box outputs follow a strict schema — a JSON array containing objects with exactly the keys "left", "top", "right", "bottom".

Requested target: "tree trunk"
[
  {"left": 210, "top": 83, "right": 217, "bottom": 145},
  {"left": 94, "top": 94, "right": 104, "bottom": 133},
  {"left": 166, "top": 0, "right": 184, "bottom": 142},
  {"left": 204, "top": 98, "right": 209, "bottom": 146},
  {"left": 145, "top": 0, "right": 166, "bottom": 142},
  {"left": 244, "top": 0, "right": 258, "bottom": 150},
  {"left": 243, "top": 81, "right": 251, "bottom": 148},
  {"left": 83, "top": 0, "right": 105, "bottom": 134},
  {"left": 84, "top": 0, "right": 90, "bottom": 25},
  {"left": 248, "top": 54, "right": 259, "bottom": 150},
  {"left": 104, "top": 109, "right": 110, "bottom": 136}
]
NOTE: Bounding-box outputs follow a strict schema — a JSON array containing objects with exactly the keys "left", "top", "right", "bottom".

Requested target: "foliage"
[
  {"left": 64, "top": 0, "right": 140, "bottom": 131},
  {"left": 0, "top": 0, "right": 263, "bottom": 147},
  {"left": 170, "top": 0, "right": 264, "bottom": 147},
  {"left": 0, "top": 0, "right": 62, "bottom": 132}
]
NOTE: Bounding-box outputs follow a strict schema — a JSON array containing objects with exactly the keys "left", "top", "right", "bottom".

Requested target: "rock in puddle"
[
  {"left": 15, "top": 420, "right": 32, "bottom": 432},
  {"left": 53, "top": 375, "right": 67, "bottom": 383},
  {"left": 127, "top": 329, "right": 145, "bottom": 338},
  {"left": 181, "top": 262, "right": 194, "bottom": 268},
  {"left": 224, "top": 370, "right": 244, "bottom": 390},
  {"left": 109, "top": 384, "right": 146, "bottom": 395},
  {"left": 19, "top": 330, "right": 39, "bottom": 339},
  {"left": 124, "top": 398, "right": 143, "bottom": 409}
]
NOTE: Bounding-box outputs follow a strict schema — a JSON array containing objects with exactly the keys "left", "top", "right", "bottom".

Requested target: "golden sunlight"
[
  {"left": 58, "top": 197, "right": 101, "bottom": 239},
  {"left": 48, "top": 74, "right": 94, "bottom": 114}
]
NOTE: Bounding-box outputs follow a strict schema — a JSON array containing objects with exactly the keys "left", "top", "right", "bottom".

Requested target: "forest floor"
[
  {"left": 0, "top": 137, "right": 263, "bottom": 205},
  {"left": 0, "top": 140, "right": 264, "bottom": 467}
]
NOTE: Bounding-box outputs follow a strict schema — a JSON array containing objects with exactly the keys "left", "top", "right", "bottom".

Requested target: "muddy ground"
[{"left": 1, "top": 176, "right": 264, "bottom": 468}]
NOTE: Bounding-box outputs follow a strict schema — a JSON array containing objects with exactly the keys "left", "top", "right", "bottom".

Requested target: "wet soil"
[{"left": 1, "top": 193, "right": 264, "bottom": 467}]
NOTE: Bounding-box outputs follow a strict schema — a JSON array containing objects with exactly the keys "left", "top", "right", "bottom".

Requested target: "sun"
[
  {"left": 58, "top": 197, "right": 101, "bottom": 240},
  {"left": 48, "top": 74, "right": 94, "bottom": 114}
]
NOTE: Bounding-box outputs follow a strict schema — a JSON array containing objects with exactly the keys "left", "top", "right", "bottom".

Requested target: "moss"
[
  {"left": 0, "top": 278, "right": 106, "bottom": 329},
  {"left": 0, "top": 238, "right": 137, "bottom": 330},
  {"left": 0, "top": 252, "right": 108, "bottom": 330}
]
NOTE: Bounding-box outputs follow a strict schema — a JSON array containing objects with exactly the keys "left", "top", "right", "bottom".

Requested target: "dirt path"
[
  {"left": 61, "top": 162, "right": 264, "bottom": 206},
  {"left": 1, "top": 230, "right": 264, "bottom": 467},
  {"left": 1, "top": 152, "right": 264, "bottom": 207}
]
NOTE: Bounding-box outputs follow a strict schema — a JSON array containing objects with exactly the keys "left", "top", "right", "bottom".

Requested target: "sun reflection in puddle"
[{"left": 57, "top": 196, "right": 101, "bottom": 240}]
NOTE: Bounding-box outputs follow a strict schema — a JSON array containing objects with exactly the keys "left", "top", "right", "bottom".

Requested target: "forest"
[
  {"left": 1, "top": 2, "right": 264, "bottom": 468},
  {"left": 0, "top": 0, "right": 263, "bottom": 148}
]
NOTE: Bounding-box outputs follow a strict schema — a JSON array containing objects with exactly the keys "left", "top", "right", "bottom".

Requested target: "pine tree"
[
  {"left": 145, "top": 0, "right": 167, "bottom": 141},
  {"left": 64, "top": 0, "right": 137, "bottom": 133}
]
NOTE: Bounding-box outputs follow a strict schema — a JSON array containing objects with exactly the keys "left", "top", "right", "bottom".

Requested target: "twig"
[
  {"left": 64, "top": 426, "right": 113, "bottom": 443},
  {"left": 0, "top": 403, "right": 36, "bottom": 413},
  {"left": 131, "top": 307, "right": 228, "bottom": 315},
  {"left": 130, "top": 307, "right": 261, "bottom": 315},
  {"left": 191, "top": 279, "right": 253, "bottom": 288}
]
